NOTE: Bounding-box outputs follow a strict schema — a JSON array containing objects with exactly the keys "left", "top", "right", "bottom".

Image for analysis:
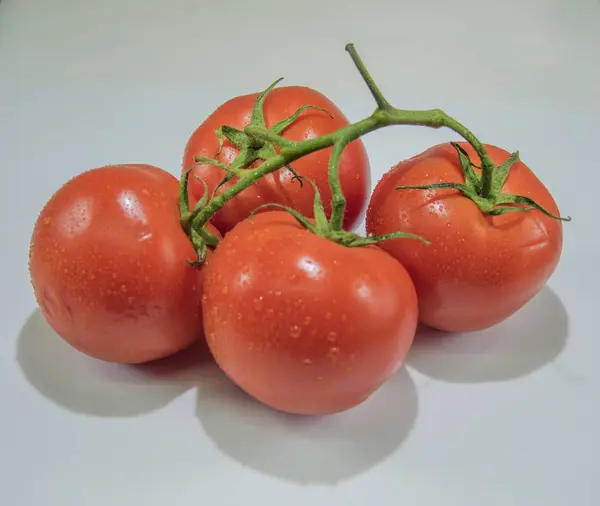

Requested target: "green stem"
[
  {"left": 244, "top": 126, "right": 298, "bottom": 148},
  {"left": 346, "top": 41, "right": 494, "bottom": 197},
  {"left": 192, "top": 108, "right": 492, "bottom": 229},
  {"left": 192, "top": 153, "right": 287, "bottom": 230},
  {"left": 345, "top": 43, "right": 392, "bottom": 111},
  {"left": 179, "top": 42, "right": 569, "bottom": 263},
  {"left": 441, "top": 115, "right": 495, "bottom": 197},
  {"left": 189, "top": 43, "right": 500, "bottom": 249},
  {"left": 329, "top": 138, "right": 351, "bottom": 230}
]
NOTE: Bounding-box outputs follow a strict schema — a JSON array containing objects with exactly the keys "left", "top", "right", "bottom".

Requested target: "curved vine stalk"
[{"left": 181, "top": 43, "right": 568, "bottom": 261}]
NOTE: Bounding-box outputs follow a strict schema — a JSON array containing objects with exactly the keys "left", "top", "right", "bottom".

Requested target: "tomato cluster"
[{"left": 28, "top": 56, "right": 565, "bottom": 416}]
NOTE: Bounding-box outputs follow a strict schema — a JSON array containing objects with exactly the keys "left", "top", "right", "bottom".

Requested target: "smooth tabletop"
[{"left": 1, "top": 0, "right": 599, "bottom": 505}]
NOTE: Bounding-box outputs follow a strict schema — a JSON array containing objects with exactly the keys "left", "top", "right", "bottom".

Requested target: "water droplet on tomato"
[
  {"left": 222, "top": 286, "right": 229, "bottom": 295},
  {"left": 327, "top": 331, "right": 337, "bottom": 342},
  {"left": 303, "top": 315, "right": 312, "bottom": 325},
  {"left": 121, "top": 285, "right": 127, "bottom": 292},
  {"left": 254, "top": 296, "right": 264, "bottom": 312},
  {"left": 303, "top": 358, "right": 313, "bottom": 365},
  {"left": 236, "top": 312, "right": 243, "bottom": 320},
  {"left": 288, "top": 273, "right": 298, "bottom": 283},
  {"left": 327, "top": 347, "right": 340, "bottom": 362},
  {"left": 289, "top": 325, "right": 302, "bottom": 338},
  {"left": 274, "top": 290, "right": 282, "bottom": 296},
  {"left": 248, "top": 342, "right": 254, "bottom": 351}
]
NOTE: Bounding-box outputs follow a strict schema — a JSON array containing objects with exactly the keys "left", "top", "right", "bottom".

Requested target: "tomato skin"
[
  {"left": 202, "top": 211, "right": 418, "bottom": 415},
  {"left": 29, "top": 164, "right": 218, "bottom": 364},
  {"left": 182, "top": 86, "right": 370, "bottom": 235},
  {"left": 366, "top": 142, "right": 563, "bottom": 332}
]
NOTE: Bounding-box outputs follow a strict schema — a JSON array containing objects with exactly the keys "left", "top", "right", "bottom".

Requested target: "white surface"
[{"left": 1, "top": 0, "right": 599, "bottom": 504}]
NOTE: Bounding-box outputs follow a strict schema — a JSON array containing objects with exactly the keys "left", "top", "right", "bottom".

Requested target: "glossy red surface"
[
  {"left": 202, "top": 211, "right": 418, "bottom": 415},
  {"left": 29, "top": 164, "right": 215, "bottom": 363},
  {"left": 367, "top": 142, "right": 563, "bottom": 332}
]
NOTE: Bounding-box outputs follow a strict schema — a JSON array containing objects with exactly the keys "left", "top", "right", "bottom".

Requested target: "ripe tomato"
[
  {"left": 182, "top": 86, "right": 370, "bottom": 235},
  {"left": 202, "top": 211, "right": 418, "bottom": 415},
  {"left": 29, "top": 164, "right": 218, "bottom": 364},
  {"left": 366, "top": 142, "right": 564, "bottom": 332}
]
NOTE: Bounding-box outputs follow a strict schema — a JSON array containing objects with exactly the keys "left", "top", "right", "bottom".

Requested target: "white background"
[{"left": 1, "top": 0, "right": 599, "bottom": 504}]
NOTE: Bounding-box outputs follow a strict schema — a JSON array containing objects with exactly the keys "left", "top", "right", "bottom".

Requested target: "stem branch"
[
  {"left": 192, "top": 108, "right": 492, "bottom": 229},
  {"left": 189, "top": 44, "right": 501, "bottom": 249},
  {"left": 345, "top": 43, "right": 392, "bottom": 111},
  {"left": 179, "top": 43, "right": 568, "bottom": 261},
  {"left": 329, "top": 139, "right": 350, "bottom": 230},
  {"left": 439, "top": 114, "right": 495, "bottom": 197},
  {"left": 245, "top": 126, "right": 298, "bottom": 148}
]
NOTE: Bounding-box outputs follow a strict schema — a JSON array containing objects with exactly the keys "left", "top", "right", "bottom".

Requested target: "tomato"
[
  {"left": 182, "top": 86, "right": 370, "bottom": 235},
  {"left": 366, "top": 142, "right": 563, "bottom": 332},
  {"left": 201, "top": 211, "right": 418, "bottom": 415},
  {"left": 29, "top": 164, "right": 219, "bottom": 364}
]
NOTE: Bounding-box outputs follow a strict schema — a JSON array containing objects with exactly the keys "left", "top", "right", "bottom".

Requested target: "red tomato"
[
  {"left": 366, "top": 142, "right": 564, "bottom": 332},
  {"left": 182, "top": 86, "right": 370, "bottom": 234},
  {"left": 202, "top": 211, "right": 418, "bottom": 415},
  {"left": 29, "top": 164, "right": 218, "bottom": 364}
]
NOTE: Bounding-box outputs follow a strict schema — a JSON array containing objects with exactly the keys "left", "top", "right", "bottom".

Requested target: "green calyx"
[
  {"left": 397, "top": 143, "right": 572, "bottom": 221},
  {"left": 193, "top": 77, "right": 333, "bottom": 196},
  {"left": 182, "top": 79, "right": 334, "bottom": 262},
  {"left": 179, "top": 168, "right": 219, "bottom": 264},
  {"left": 181, "top": 81, "right": 334, "bottom": 262},
  {"left": 249, "top": 176, "right": 429, "bottom": 248}
]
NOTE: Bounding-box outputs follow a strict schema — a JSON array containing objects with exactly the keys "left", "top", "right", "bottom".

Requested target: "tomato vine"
[{"left": 180, "top": 43, "right": 570, "bottom": 262}]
